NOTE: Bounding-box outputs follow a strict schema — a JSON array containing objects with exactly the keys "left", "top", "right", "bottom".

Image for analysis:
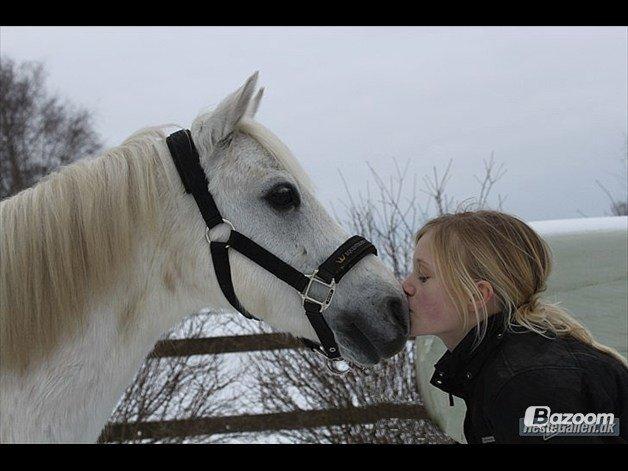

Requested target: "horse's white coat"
[{"left": 1, "top": 74, "right": 407, "bottom": 443}]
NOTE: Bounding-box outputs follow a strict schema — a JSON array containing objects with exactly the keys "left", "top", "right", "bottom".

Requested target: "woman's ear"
[{"left": 468, "top": 280, "right": 496, "bottom": 312}]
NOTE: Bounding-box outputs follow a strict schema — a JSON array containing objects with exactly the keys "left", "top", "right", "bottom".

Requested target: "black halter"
[{"left": 166, "top": 129, "right": 377, "bottom": 372}]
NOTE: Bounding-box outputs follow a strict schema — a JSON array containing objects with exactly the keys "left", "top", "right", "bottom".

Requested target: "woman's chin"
[
  {"left": 409, "top": 324, "right": 429, "bottom": 337},
  {"left": 409, "top": 319, "right": 439, "bottom": 337},
  {"left": 409, "top": 315, "right": 427, "bottom": 337}
]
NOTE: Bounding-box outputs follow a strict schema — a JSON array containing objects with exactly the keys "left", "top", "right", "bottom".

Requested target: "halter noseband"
[{"left": 166, "top": 130, "right": 378, "bottom": 374}]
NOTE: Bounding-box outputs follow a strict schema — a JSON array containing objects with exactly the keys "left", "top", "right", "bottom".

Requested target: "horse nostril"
[{"left": 386, "top": 296, "right": 409, "bottom": 333}]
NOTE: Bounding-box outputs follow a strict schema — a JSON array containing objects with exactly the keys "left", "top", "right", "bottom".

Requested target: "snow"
[{"left": 529, "top": 215, "right": 627, "bottom": 235}]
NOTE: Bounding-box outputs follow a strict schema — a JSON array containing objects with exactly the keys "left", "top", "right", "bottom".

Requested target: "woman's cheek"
[
  {"left": 409, "top": 292, "right": 436, "bottom": 335},
  {"left": 409, "top": 291, "right": 452, "bottom": 336}
]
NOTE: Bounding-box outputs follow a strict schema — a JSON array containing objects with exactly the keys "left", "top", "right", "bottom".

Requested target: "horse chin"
[
  {"left": 342, "top": 348, "right": 381, "bottom": 367},
  {"left": 335, "top": 324, "right": 383, "bottom": 366}
]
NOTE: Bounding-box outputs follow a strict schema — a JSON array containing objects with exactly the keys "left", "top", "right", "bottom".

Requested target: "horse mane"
[{"left": 0, "top": 127, "right": 169, "bottom": 372}]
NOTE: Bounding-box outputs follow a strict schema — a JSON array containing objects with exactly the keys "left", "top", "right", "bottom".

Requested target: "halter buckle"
[{"left": 301, "top": 269, "right": 336, "bottom": 311}]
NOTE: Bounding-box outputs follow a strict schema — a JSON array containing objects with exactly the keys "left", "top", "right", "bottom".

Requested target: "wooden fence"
[{"left": 100, "top": 334, "right": 428, "bottom": 442}]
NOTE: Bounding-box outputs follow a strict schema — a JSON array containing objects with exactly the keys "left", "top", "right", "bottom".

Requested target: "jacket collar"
[{"left": 430, "top": 310, "right": 509, "bottom": 399}]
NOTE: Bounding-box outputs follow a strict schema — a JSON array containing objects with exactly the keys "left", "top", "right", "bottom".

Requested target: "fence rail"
[
  {"left": 100, "top": 403, "right": 429, "bottom": 442},
  {"left": 150, "top": 333, "right": 414, "bottom": 358},
  {"left": 149, "top": 333, "right": 303, "bottom": 358}
]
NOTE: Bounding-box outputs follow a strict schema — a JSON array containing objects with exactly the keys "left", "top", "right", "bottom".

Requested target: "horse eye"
[{"left": 265, "top": 183, "right": 300, "bottom": 210}]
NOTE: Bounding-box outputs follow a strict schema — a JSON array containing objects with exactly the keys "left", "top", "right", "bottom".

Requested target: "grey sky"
[{"left": 1, "top": 26, "right": 626, "bottom": 221}]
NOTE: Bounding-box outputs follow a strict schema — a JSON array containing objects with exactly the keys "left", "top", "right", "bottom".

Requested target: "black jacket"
[{"left": 430, "top": 311, "right": 628, "bottom": 444}]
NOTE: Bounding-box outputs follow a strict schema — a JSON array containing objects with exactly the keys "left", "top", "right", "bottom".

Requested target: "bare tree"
[
  {"left": 241, "top": 156, "right": 506, "bottom": 444},
  {"left": 98, "top": 312, "right": 244, "bottom": 443},
  {"left": 240, "top": 321, "right": 448, "bottom": 443},
  {"left": 0, "top": 56, "right": 102, "bottom": 199}
]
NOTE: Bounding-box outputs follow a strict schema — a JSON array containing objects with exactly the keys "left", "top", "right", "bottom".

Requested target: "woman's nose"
[{"left": 402, "top": 277, "right": 415, "bottom": 297}]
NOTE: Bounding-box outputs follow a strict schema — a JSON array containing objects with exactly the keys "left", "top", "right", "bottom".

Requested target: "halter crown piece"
[{"left": 166, "top": 130, "right": 378, "bottom": 374}]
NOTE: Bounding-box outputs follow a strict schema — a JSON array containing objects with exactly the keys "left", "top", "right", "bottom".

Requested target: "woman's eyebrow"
[{"left": 414, "top": 258, "right": 431, "bottom": 271}]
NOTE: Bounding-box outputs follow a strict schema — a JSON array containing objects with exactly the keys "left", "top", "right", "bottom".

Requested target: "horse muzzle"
[{"left": 331, "top": 294, "right": 409, "bottom": 365}]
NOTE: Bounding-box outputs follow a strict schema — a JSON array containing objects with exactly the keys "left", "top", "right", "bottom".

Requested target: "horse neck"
[
  {"left": 66, "top": 140, "right": 231, "bottom": 441},
  {"left": 2, "top": 136, "right": 230, "bottom": 443}
]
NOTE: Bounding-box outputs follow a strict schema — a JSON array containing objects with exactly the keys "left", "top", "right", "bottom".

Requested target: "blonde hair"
[
  {"left": 415, "top": 209, "right": 627, "bottom": 367},
  {"left": 0, "top": 128, "right": 168, "bottom": 373}
]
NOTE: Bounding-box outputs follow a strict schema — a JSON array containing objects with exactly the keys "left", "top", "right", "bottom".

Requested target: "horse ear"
[
  {"left": 246, "top": 87, "right": 264, "bottom": 118},
  {"left": 191, "top": 71, "right": 259, "bottom": 158}
]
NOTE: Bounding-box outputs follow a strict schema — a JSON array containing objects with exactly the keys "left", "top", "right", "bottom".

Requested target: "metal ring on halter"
[
  {"left": 205, "top": 219, "right": 235, "bottom": 244},
  {"left": 309, "top": 343, "right": 350, "bottom": 374},
  {"left": 326, "top": 358, "right": 352, "bottom": 375}
]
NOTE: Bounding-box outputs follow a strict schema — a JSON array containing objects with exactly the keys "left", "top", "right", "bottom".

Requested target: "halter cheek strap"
[
  {"left": 167, "top": 130, "right": 223, "bottom": 229},
  {"left": 166, "top": 129, "right": 377, "bottom": 365}
]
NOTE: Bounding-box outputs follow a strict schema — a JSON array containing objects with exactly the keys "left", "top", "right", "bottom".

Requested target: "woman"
[{"left": 403, "top": 210, "right": 627, "bottom": 444}]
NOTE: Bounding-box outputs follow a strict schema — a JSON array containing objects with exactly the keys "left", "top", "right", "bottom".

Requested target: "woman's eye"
[
  {"left": 265, "top": 183, "right": 300, "bottom": 210},
  {"left": 417, "top": 275, "right": 430, "bottom": 283}
]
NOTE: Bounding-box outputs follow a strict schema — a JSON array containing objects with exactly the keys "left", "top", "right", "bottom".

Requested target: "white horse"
[{"left": 0, "top": 73, "right": 409, "bottom": 443}]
